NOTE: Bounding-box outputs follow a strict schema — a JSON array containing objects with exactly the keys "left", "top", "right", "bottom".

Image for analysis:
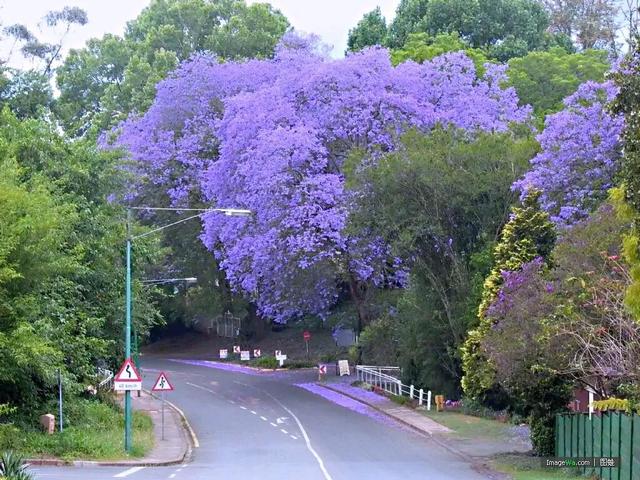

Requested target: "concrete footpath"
[{"left": 27, "top": 391, "right": 193, "bottom": 467}]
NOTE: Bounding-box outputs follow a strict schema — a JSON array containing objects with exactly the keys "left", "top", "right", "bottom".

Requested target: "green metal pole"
[{"left": 124, "top": 211, "right": 132, "bottom": 453}]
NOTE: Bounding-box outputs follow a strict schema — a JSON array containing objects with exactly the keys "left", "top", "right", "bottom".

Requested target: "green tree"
[
  {"left": 387, "top": 0, "right": 430, "bottom": 48},
  {"left": 421, "top": 0, "right": 550, "bottom": 61},
  {"left": 507, "top": 47, "right": 609, "bottom": 116},
  {"left": 349, "top": 128, "right": 537, "bottom": 394},
  {"left": 56, "top": 0, "right": 289, "bottom": 137},
  {"left": 346, "top": 7, "right": 388, "bottom": 52},
  {"left": 461, "top": 190, "right": 556, "bottom": 401},
  {"left": 391, "top": 32, "right": 490, "bottom": 74},
  {"left": 0, "top": 109, "right": 163, "bottom": 411}
]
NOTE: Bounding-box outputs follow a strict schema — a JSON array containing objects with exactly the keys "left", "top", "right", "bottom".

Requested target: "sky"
[{"left": 0, "top": 0, "right": 400, "bottom": 69}]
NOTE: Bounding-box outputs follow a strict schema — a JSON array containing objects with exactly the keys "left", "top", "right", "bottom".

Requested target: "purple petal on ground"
[
  {"left": 169, "top": 359, "right": 262, "bottom": 376},
  {"left": 326, "top": 383, "right": 390, "bottom": 405},
  {"left": 295, "top": 382, "right": 409, "bottom": 432}
]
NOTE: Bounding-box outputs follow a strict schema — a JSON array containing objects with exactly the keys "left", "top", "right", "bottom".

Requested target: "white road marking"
[
  {"left": 260, "top": 416, "right": 267, "bottom": 421},
  {"left": 290, "top": 435, "right": 298, "bottom": 440},
  {"left": 280, "top": 429, "right": 288, "bottom": 434},
  {"left": 262, "top": 391, "right": 333, "bottom": 480},
  {"left": 114, "top": 466, "right": 145, "bottom": 478},
  {"left": 250, "top": 410, "right": 257, "bottom": 415},
  {"left": 270, "top": 422, "right": 277, "bottom": 427},
  {"left": 169, "top": 474, "right": 176, "bottom": 479},
  {"left": 228, "top": 400, "right": 235, "bottom": 404},
  {"left": 240, "top": 406, "right": 247, "bottom": 410}
]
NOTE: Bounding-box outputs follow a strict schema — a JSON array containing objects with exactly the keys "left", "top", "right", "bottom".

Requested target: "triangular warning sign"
[
  {"left": 114, "top": 358, "right": 142, "bottom": 382},
  {"left": 152, "top": 372, "right": 174, "bottom": 392}
]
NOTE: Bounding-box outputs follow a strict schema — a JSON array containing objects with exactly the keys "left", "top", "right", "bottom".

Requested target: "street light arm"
[
  {"left": 131, "top": 212, "right": 206, "bottom": 240},
  {"left": 130, "top": 208, "right": 252, "bottom": 240}
]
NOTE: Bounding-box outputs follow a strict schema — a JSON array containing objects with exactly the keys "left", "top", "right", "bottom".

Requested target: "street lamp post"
[{"left": 123, "top": 206, "right": 251, "bottom": 453}]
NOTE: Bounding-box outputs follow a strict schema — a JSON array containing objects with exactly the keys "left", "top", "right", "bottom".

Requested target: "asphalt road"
[{"left": 31, "top": 358, "right": 490, "bottom": 480}]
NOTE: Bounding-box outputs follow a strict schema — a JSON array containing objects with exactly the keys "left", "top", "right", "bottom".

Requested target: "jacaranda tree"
[
  {"left": 512, "top": 80, "right": 624, "bottom": 227},
  {"left": 115, "top": 34, "right": 531, "bottom": 324}
]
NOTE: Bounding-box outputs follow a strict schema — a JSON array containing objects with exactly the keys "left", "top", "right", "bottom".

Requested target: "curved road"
[{"left": 32, "top": 357, "right": 489, "bottom": 480}]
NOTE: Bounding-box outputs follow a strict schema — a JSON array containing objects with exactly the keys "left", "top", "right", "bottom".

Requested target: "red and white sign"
[
  {"left": 219, "top": 349, "right": 228, "bottom": 359},
  {"left": 152, "top": 372, "right": 174, "bottom": 392},
  {"left": 233, "top": 345, "right": 241, "bottom": 354},
  {"left": 253, "top": 349, "right": 261, "bottom": 357},
  {"left": 318, "top": 364, "right": 327, "bottom": 375},
  {"left": 303, "top": 331, "right": 311, "bottom": 341},
  {"left": 114, "top": 358, "right": 142, "bottom": 391}
]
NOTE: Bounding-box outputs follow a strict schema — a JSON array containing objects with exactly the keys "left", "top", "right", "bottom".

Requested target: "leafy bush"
[
  {"left": 285, "top": 360, "right": 316, "bottom": 369},
  {"left": 390, "top": 395, "right": 410, "bottom": 406},
  {"left": 529, "top": 413, "right": 555, "bottom": 457},
  {"left": 252, "top": 356, "right": 278, "bottom": 369}
]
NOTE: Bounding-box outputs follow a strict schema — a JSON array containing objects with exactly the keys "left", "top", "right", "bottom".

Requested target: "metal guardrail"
[
  {"left": 356, "top": 365, "right": 432, "bottom": 410},
  {"left": 97, "top": 367, "right": 114, "bottom": 390}
]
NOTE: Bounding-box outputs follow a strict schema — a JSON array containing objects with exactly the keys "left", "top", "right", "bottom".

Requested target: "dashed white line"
[
  {"left": 270, "top": 422, "right": 277, "bottom": 427},
  {"left": 114, "top": 466, "right": 145, "bottom": 478},
  {"left": 169, "top": 474, "right": 176, "bottom": 479},
  {"left": 239, "top": 406, "right": 247, "bottom": 410},
  {"left": 290, "top": 435, "right": 298, "bottom": 440},
  {"left": 262, "top": 391, "right": 333, "bottom": 480},
  {"left": 250, "top": 410, "right": 257, "bottom": 415},
  {"left": 260, "top": 416, "right": 268, "bottom": 421},
  {"left": 228, "top": 400, "right": 235, "bottom": 404},
  {"left": 280, "top": 429, "right": 288, "bottom": 434}
]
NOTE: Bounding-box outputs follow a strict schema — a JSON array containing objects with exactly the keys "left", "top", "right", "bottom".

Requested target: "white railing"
[
  {"left": 97, "top": 367, "right": 114, "bottom": 390},
  {"left": 356, "top": 365, "right": 432, "bottom": 410}
]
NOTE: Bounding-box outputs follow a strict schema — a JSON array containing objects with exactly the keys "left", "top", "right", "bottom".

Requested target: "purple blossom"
[
  {"left": 114, "top": 34, "right": 530, "bottom": 322},
  {"left": 513, "top": 81, "right": 624, "bottom": 227}
]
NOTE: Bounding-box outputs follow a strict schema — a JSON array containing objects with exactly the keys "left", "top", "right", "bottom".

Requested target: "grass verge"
[
  {"left": 0, "top": 399, "right": 154, "bottom": 460},
  {"left": 491, "top": 453, "right": 589, "bottom": 480},
  {"left": 423, "top": 410, "right": 516, "bottom": 441}
]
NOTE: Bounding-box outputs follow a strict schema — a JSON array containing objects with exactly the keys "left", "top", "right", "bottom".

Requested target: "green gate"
[{"left": 555, "top": 412, "right": 640, "bottom": 479}]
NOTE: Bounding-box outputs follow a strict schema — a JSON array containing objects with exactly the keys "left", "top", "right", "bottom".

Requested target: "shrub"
[
  {"left": 0, "top": 451, "right": 32, "bottom": 480},
  {"left": 252, "top": 356, "right": 278, "bottom": 369}
]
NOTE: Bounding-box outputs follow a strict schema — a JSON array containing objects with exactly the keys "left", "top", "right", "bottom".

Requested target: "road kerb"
[{"left": 146, "top": 389, "right": 199, "bottom": 449}]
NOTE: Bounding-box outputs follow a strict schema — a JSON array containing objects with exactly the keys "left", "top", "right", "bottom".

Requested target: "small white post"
[
  {"left": 419, "top": 389, "right": 424, "bottom": 406},
  {"left": 410, "top": 384, "right": 414, "bottom": 399},
  {"left": 588, "top": 389, "right": 594, "bottom": 420},
  {"left": 427, "top": 390, "right": 432, "bottom": 411},
  {"left": 397, "top": 379, "right": 402, "bottom": 396}
]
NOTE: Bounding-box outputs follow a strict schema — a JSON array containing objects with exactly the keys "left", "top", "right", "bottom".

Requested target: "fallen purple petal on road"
[
  {"left": 169, "top": 359, "right": 261, "bottom": 376},
  {"left": 295, "top": 383, "right": 408, "bottom": 431}
]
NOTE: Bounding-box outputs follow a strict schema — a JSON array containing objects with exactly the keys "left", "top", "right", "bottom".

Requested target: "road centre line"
[
  {"left": 290, "top": 435, "right": 298, "bottom": 440},
  {"left": 260, "top": 390, "right": 333, "bottom": 480},
  {"left": 270, "top": 422, "right": 277, "bottom": 427},
  {"left": 280, "top": 429, "right": 288, "bottom": 434},
  {"left": 260, "top": 416, "right": 268, "bottom": 421},
  {"left": 114, "top": 466, "right": 145, "bottom": 478},
  {"left": 250, "top": 410, "right": 257, "bottom": 414}
]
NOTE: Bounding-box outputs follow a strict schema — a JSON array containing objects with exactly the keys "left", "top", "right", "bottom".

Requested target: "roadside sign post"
[
  {"left": 303, "top": 331, "right": 311, "bottom": 360},
  {"left": 114, "top": 358, "right": 143, "bottom": 392},
  {"left": 152, "top": 372, "right": 174, "bottom": 441},
  {"left": 318, "top": 364, "right": 327, "bottom": 381}
]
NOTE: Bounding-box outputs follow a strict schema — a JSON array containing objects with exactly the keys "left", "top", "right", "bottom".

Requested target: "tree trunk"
[{"left": 349, "top": 274, "right": 370, "bottom": 364}]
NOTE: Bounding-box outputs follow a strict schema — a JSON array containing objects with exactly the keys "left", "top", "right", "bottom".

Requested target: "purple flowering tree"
[
  {"left": 115, "top": 34, "right": 530, "bottom": 323},
  {"left": 513, "top": 81, "right": 624, "bottom": 226}
]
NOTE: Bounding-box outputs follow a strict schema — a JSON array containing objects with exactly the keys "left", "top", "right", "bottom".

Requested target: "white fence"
[
  {"left": 356, "top": 365, "right": 432, "bottom": 410},
  {"left": 97, "top": 367, "right": 113, "bottom": 390}
]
